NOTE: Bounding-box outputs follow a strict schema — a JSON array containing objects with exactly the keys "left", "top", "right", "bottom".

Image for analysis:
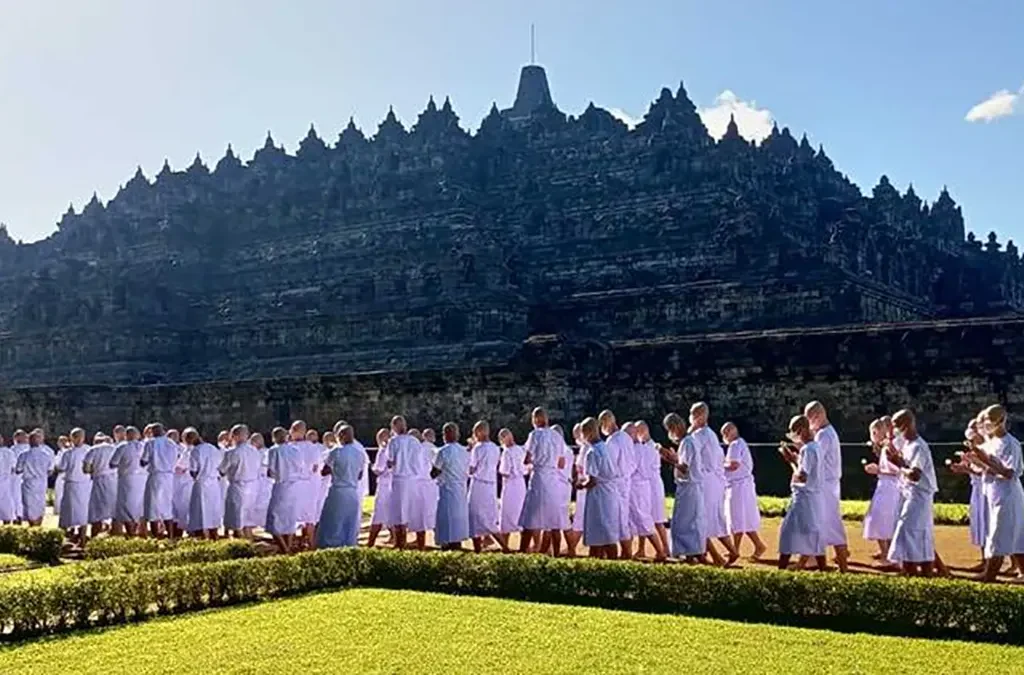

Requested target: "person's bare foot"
[
  {"left": 751, "top": 543, "right": 767, "bottom": 561},
  {"left": 725, "top": 552, "right": 740, "bottom": 567}
]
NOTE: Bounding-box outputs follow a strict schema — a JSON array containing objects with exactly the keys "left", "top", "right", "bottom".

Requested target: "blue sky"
[{"left": 0, "top": 1, "right": 1020, "bottom": 245}]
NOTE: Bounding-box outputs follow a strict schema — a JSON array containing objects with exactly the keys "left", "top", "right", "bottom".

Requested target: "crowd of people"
[{"left": 0, "top": 399, "right": 1021, "bottom": 581}]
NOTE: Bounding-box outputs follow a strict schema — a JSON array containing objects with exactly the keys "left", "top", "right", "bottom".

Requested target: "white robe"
[
  {"left": 317, "top": 443, "right": 368, "bottom": 548},
  {"left": 639, "top": 439, "right": 667, "bottom": 525},
  {"left": 0, "top": 447, "right": 16, "bottom": 521},
  {"left": 220, "top": 443, "right": 263, "bottom": 530},
  {"left": 778, "top": 441, "right": 825, "bottom": 556},
  {"left": 572, "top": 444, "right": 589, "bottom": 532},
  {"left": 694, "top": 426, "right": 728, "bottom": 538},
  {"left": 582, "top": 440, "right": 622, "bottom": 547},
  {"left": 862, "top": 449, "right": 900, "bottom": 541},
  {"left": 816, "top": 424, "right": 847, "bottom": 546},
  {"left": 671, "top": 435, "right": 706, "bottom": 557},
  {"left": 173, "top": 444, "right": 192, "bottom": 528},
  {"left": 370, "top": 445, "right": 394, "bottom": 526},
  {"left": 10, "top": 443, "right": 29, "bottom": 519},
  {"left": 433, "top": 442, "right": 470, "bottom": 545},
  {"left": 629, "top": 441, "right": 656, "bottom": 538},
  {"left": 518, "top": 427, "right": 570, "bottom": 531},
  {"left": 981, "top": 434, "right": 1024, "bottom": 558},
  {"left": 255, "top": 449, "right": 273, "bottom": 528},
  {"left": 498, "top": 444, "right": 527, "bottom": 533},
  {"left": 887, "top": 437, "right": 937, "bottom": 564},
  {"left": 606, "top": 429, "right": 633, "bottom": 540},
  {"left": 724, "top": 438, "right": 760, "bottom": 534},
  {"left": 266, "top": 443, "right": 303, "bottom": 536},
  {"left": 388, "top": 434, "right": 431, "bottom": 531},
  {"left": 111, "top": 440, "right": 147, "bottom": 523},
  {"left": 468, "top": 441, "right": 500, "bottom": 537},
  {"left": 58, "top": 445, "right": 91, "bottom": 528},
  {"left": 16, "top": 445, "right": 52, "bottom": 522},
  {"left": 85, "top": 442, "right": 118, "bottom": 523},
  {"left": 292, "top": 440, "right": 322, "bottom": 525},
  {"left": 188, "top": 443, "right": 224, "bottom": 531},
  {"left": 142, "top": 436, "right": 179, "bottom": 522}
]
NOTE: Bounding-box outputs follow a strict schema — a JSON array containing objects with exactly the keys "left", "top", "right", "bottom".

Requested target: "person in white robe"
[
  {"left": 862, "top": 417, "right": 902, "bottom": 566},
  {"left": 249, "top": 432, "right": 273, "bottom": 529},
  {"left": 367, "top": 427, "right": 393, "bottom": 547},
  {"left": 885, "top": 409, "right": 938, "bottom": 577},
  {"left": 658, "top": 412, "right": 706, "bottom": 562},
  {"left": 777, "top": 415, "right": 827, "bottom": 571},
  {"left": 421, "top": 429, "right": 440, "bottom": 534},
  {"left": 431, "top": 422, "right": 470, "bottom": 550},
  {"left": 171, "top": 435, "right": 192, "bottom": 538},
  {"left": 518, "top": 407, "right": 570, "bottom": 553},
  {"left": 15, "top": 430, "right": 53, "bottom": 527},
  {"left": 141, "top": 423, "right": 181, "bottom": 538},
  {"left": 84, "top": 434, "right": 118, "bottom": 537},
  {"left": 57, "top": 429, "right": 91, "bottom": 542},
  {"left": 386, "top": 416, "right": 431, "bottom": 551},
  {"left": 10, "top": 430, "right": 29, "bottom": 522},
  {"left": 722, "top": 422, "right": 766, "bottom": 560},
  {"left": 635, "top": 421, "right": 670, "bottom": 559},
  {"left": 565, "top": 423, "right": 588, "bottom": 557},
  {"left": 110, "top": 426, "right": 147, "bottom": 536},
  {"left": 598, "top": 410, "right": 636, "bottom": 559},
  {"left": 623, "top": 422, "right": 666, "bottom": 560},
  {"left": 803, "top": 401, "right": 849, "bottom": 572},
  {"left": 289, "top": 422, "right": 321, "bottom": 548},
  {"left": 317, "top": 431, "right": 338, "bottom": 520},
  {"left": 577, "top": 417, "right": 622, "bottom": 558},
  {"left": 952, "top": 416, "right": 989, "bottom": 571},
  {"left": 496, "top": 428, "right": 527, "bottom": 553},
  {"left": 0, "top": 442, "right": 15, "bottom": 523},
  {"left": 220, "top": 424, "right": 263, "bottom": 539},
  {"left": 186, "top": 429, "right": 224, "bottom": 538},
  {"left": 467, "top": 421, "right": 500, "bottom": 552},
  {"left": 966, "top": 404, "right": 1024, "bottom": 582},
  {"left": 688, "top": 403, "right": 739, "bottom": 566},
  {"left": 317, "top": 425, "right": 368, "bottom": 549},
  {"left": 53, "top": 435, "right": 70, "bottom": 519},
  {"left": 266, "top": 427, "right": 305, "bottom": 552}
]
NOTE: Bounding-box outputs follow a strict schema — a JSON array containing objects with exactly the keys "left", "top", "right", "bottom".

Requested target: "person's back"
[
  {"left": 388, "top": 434, "right": 424, "bottom": 479},
  {"left": 224, "top": 443, "right": 262, "bottom": 484},
  {"left": 144, "top": 436, "right": 178, "bottom": 475},
  {"left": 269, "top": 443, "right": 302, "bottom": 484},
  {"left": 20, "top": 446, "right": 54, "bottom": 482},
  {"left": 0, "top": 447, "right": 15, "bottom": 521},
  {"left": 191, "top": 443, "right": 223, "bottom": 482},
  {"left": 328, "top": 444, "right": 365, "bottom": 490},
  {"left": 436, "top": 443, "right": 470, "bottom": 488},
  {"left": 112, "top": 440, "right": 145, "bottom": 477}
]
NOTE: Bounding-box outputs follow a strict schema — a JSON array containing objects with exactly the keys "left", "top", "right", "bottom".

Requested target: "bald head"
[
  {"left": 892, "top": 409, "right": 917, "bottom": 439},
  {"left": 391, "top": 416, "right": 407, "bottom": 435},
  {"left": 598, "top": 409, "right": 617, "bottom": 436},
  {"left": 442, "top": 422, "right": 460, "bottom": 444},
  {"left": 804, "top": 401, "right": 827, "bottom": 431},
  {"left": 580, "top": 417, "right": 599, "bottom": 443},
  {"left": 531, "top": 407, "right": 549, "bottom": 428},
  {"left": 622, "top": 421, "right": 638, "bottom": 441},
  {"left": 337, "top": 425, "right": 355, "bottom": 444},
  {"left": 662, "top": 412, "right": 686, "bottom": 442}
]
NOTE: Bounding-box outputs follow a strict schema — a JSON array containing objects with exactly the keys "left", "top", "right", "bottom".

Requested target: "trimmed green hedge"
[
  {"left": 1, "top": 547, "right": 1022, "bottom": 643},
  {"left": 0, "top": 527, "right": 63, "bottom": 564},
  {"left": 755, "top": 497, "right": 970, "bottom": 525},
  {"left": 83, "top": 536, "right": 251, "bottom": 561}
]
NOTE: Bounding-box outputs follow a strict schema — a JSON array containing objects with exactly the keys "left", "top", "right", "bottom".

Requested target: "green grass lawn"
[{"left": 0, "top": 588, "right": 1019, "bottom": 674}]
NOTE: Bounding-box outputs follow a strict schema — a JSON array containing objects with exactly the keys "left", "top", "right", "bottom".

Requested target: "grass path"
[{"left": 0, "top": 588, "right": 1019, "bottom": 674}]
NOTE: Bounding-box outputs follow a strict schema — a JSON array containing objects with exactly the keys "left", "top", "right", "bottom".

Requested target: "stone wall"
[{"left": 1, "top": 316, "right": 1019, "bottom": 501}]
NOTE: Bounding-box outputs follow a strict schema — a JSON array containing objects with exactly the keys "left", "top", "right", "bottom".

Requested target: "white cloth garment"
[
  {"left": 629, "top": 441, "right": 656, "bottom": 538},
  {"left": 142, "top": 436, "right": 179, "bottom": 522},
  {"left": 0, "top": 447, "right": 16, "bottom": 521},
  {"left": 433, "top": 442, "right": 470, "bottom": 545},
  {"left": 110, "top": 440, "right": 147, "bottom": 523},
  {"left": 518, "top": 427, "right": 570, "bottom": 531},
  {"left": 317, "top": 443, "right": 368, "bottom": 548},
  {"left": 85, "top": 442, "right": 118, "bottom": 523},
  {"left": 16, "top": 445, "right": 53, "bottom": 522},
  {"left": 468, "top": 440, "right": 500, "bottom": 538},
  {"left": 862, "top": 447, "right": 900, "bottom": 542},
  {"left": 58, "top": 445, "right": 91, "bottom": 528},
  {"left": 498, "top": 444, "right": 527, "bottom": 534},
  {"left": 778, "top": 441, "right": 825, "bottom": 556},
  {"left": 981, "top": 434, "right": 1024, "bottom": 559},
  {"left": 188, "top": 443, "right": 224, "bottom": 531},
  {"left": 693, "top": 426, "right": 728, "bottom": 538},
  {"left": 724, "top": 437, "right": 760, "bottom": 534},
  {"left": 582, "top": 440, "right": 623, "bottom": 547},
  {"left": 220, "top": 442, "right": 263, "bottom": 530},
  {"left": 887, "top": 436, "right": 937, "bottom": 564},
  {"left": 266, "top": 443, "right": 304, "bottom": 536},
  {"left": 816, "top": 424, "right": 847, "bottom": 546},
  {"left": 671, "top": 435, "right": 706, "bottom": 557}
]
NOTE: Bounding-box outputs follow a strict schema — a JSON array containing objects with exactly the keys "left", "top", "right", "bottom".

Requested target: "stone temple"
[
  {"left": 0, "top": 64, "right": 1022, "bottom": 492},
  {"left": 1, "top": 63, "right": 1020, "bottom": 386}
]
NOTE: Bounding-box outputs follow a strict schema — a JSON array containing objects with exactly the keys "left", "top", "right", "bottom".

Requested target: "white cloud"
[
  {"left": 697, "top": 90, "right": 774, "bottom": 142},
  {"left": 606, "top": 107, "right": 641, "bottom": 129},
  {"left": 965, "top": 86, "right": 1022, "bottom": 122}
]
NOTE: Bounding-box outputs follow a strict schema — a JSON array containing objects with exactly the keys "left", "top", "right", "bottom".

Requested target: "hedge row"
[
  {"left": 0, "top": 527, "right": 63, "bottom": 564},
  {"left": 1, "top": 547, "right": 1022, "bottom": 643},
  {"left": 754, "top": 496, "right": 970, "bottom": 525},
  {"left": 82, "top": 536, "right": 253, "bottom": 561}
]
